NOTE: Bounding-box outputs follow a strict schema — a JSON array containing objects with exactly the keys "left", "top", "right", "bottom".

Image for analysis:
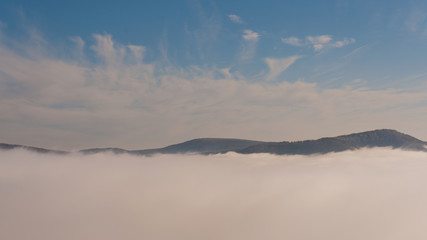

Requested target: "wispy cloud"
[
  {"left": 281, "top": 37, "right": 303, "bottom": 47},
  {"left": 405, "top": 9, "right": 427, "bottom": 33},
  {"left": 228, "top": 14, "right": 243, "bottom": 24},
  {"left": 307, "top": 35, "right": 332, "bottom": 44},
  {"left": 265, "top": 56, "right": 300, "bottom": 81},
  {"left": 0, "top": 31, "right": 426, "bottom": 149},
  {"left": 239, "top": 30, "right": 260, "bottom": 60},
  {"left": 69, "top": 36, "right": 85, "bottom": 60},
  {"left": 282, "top": 35, "right": 355, "bottom": 51},
  {"left": 127, "top": 45, "right": 145, "bottom": 63},
  {"left": 306, "top": 35, "right": 333, "bottom": 51},
  {"left": 331, "top": 38, "right": 355, "bottom": 48},
  {"left": 342, "top": 44, "right": 368, "bottom": 59},
  {"left": 242, "top": 29, "right": 259, "bottom": 41},
  {"left": 185, "top": 0, "right": 222, "bottom": 60}
]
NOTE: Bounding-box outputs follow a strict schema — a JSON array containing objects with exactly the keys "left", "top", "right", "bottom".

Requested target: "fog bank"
[{"left": 1, "top": 149, "right": 427, "bottom": 240}]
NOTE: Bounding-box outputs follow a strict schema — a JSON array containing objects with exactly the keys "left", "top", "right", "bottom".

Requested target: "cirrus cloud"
[
  {"left": 282, "top": 35, "right": 355, "bottom": 51},
  {"left": 264, "top": 56, "right": 301, "bottom": 81},
  {"left": 228, "top": 14, "right": 243, "bottom": 24},
  {"left": 239, "top": 29, "right": 260, "bottom": 60},
  {"left": 242, "top": 29, "right": 259, "bottom": 41}
]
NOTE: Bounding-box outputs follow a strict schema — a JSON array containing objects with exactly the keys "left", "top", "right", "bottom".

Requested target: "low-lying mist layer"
[{"left": 1, "top": 149, "right": 427, "bottom": 240}]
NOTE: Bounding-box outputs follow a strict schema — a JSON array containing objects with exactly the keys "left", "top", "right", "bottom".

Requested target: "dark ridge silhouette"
[
  {"left": 79, "top": 147, "right": 128, "bottom": 154},
  {"left": 236, "top": 129, "right": 427, "bottom": 155},
  {"left": 129, "top": 138, "right": 262, "bottom": 154},
  {"left": 2, "top": 129, "right": 426, "bottom": 156},
  {"left": 82, "top": 138, "right": 264, "bottom": 155},
  {"left": 336, "top": 129, "right": 426, "bottom": 149},
  {"left": 79, "top": 129, "right": 426, "bottom": 155},
  {"left": 0, "top": 143, "right": 67, "bottom": 154}
]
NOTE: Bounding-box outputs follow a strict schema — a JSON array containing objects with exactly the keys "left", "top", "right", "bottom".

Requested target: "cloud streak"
[
  {"left": 282, "top": 35, "right": 355, "bottom": 51},
  {"left": 2, "top": 149, "right": 427, "bottom": 240},
  {"left": 242, "top": 29, "right": 259, "bottom": 41},
  {"left": 238, "top": 29, "right": 260, "bottom": 60},
  {"left": 228, "top": 14, "right": 243, "bottom": 24},
  {"left": 264, "top": 56, "right": 301, "bottom": 81}
]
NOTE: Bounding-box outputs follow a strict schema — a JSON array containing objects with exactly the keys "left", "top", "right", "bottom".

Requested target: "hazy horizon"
[{"left": 2, "top": 128, "right": 426, "bottom": 153}]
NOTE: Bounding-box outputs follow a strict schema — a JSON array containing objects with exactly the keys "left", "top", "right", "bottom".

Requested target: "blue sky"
[{"left": 0, "top": 0, "right": 427, "bottom": 149}]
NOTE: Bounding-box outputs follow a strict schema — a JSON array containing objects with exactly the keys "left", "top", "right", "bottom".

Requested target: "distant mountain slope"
[
  {"left": 132, "top": 138, "right": 264, "bottom": 155},
  {"left": 2, "top": 129, "right": 426, "bottom": 156},
  {"left": 81, "top": 138, "right": 264, "bottom": 155},
  {"left": 79, "top": 147, "right": 128, "bottom": 154},
  {"left": 0, "top": 143, "right": 67, "bottom": 154},
  {"left": 336, "top": 129, "right": 426, "bottom": 150},
  {"left": 236, "top": 129, "right": 427, "bottom": 155}
]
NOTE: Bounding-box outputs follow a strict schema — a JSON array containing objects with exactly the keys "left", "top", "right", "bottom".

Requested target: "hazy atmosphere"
[
  {"left": 2, "top": 149, "right": 427, "bottom": 240},
  {"left": 1, "top": 0, "right": 427, "bottom": 149},
  {"left": 1, "top": 1, "right": 427, "bottom": 239}
]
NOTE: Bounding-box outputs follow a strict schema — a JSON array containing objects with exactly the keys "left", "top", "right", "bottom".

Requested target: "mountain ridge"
[
  {"left": 236, "top": 129, "right": 426, "bottom": 155},
  {"left": 1, "top": 129, "right": 426, "bottom": 155},
  {"left": 0, "top": 143, "right": 68, "bottom": 154}
]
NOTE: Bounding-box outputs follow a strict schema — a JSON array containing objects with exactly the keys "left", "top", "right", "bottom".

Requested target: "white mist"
[{"left": 1, "top": 149, "right": 427, "bottom": 240}]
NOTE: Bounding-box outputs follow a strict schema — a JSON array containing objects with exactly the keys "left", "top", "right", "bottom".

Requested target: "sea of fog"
[{"left": 1, "top": 149, "right": 427, "bottom": 240}]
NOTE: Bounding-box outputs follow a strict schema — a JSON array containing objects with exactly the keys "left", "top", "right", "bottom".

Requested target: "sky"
[{"left": 0, "top": 0, "right": 427, "bottom": 150}]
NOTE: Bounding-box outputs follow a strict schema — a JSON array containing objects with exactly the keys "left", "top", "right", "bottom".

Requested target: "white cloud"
[
  {"left": 228, "top": 14, "right": 243, "bottom": 24},
  {"left": 332, "top": 38, "right": 356, "bottom": 48},
  {"left": 0, "top": 32, "right": 426, "bottom": 150},
  {"left": 127, "top": 45, "right": 145, "bottom": 63},
  {"left": 306, "top": 35, "right": 333, "bottom": 51},
  {"left": 239, "top": 30, "right": 260, "bottom": 60},
  {"left": 282, "top": 35, "right": 355, "bottom": 51},
  {"left": 307, "top": 35, "right": 332, "bottom": 44},
  {"left": 281, "top": 37, "right": 303, "bottom": 46},
  {"left": 91, "top": 34, "right": 126, "bottom": 66},
  {"left": 265, "top": 56, "right": 301, "bottom": 81},
  {"left": 242, "top": 29, "right": 259, "bottom": 41},
  {"left": 70, "top": 36, "right": 85, "bottom": 49}
]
